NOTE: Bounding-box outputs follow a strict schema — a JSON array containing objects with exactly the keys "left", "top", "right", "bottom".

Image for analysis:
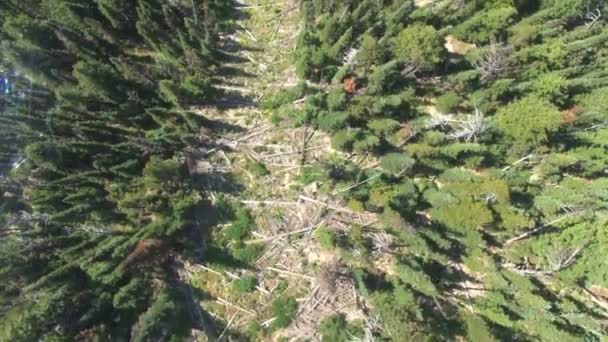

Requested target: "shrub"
[
  {"left": 327, "top": 87, "right": 347, "bottom": 111},
  {"left": 224, "top": 208, "right": 255, "bottom": 241},
  {"left": 318, "top": 111, "right": 349, "bottom": 132},
  {"left": 494, "top": 96, "right": 562, "bottom": 146},
  {"left": 261, "top": 83, "right": 309, "bottom": 110},
  {"left": 246, "top": 160, "right": 269, "bottom": 177},
  {"left": 368, "top": 118, "right": 401, "bottom": 135},
  {"left": 393, "top": 24, "right": 444, "bottom": 70},
  {"left": 319, "top": 315, "right": 349, "bottom": 342},
  {"left": 230, "top": 242, "right": 261, "bottom": 264},
  {"left": 435, "top": 92, "right": 463, "bottom": 113},
  {"left": 380, "top": 153, "right": 415, "bottom": 175},
  {"left": 532, "top": 72, "right": 568, "bottom": 105},
  {"left": 453, "top": 7, "right": 517, "bottom": 44},
  {"left": 314, "top": 227, "right": 336, "bottom": 249},
  {"left": 352, "top": 134, "right": 381, "bottom": 154},
  {"left": 232, "top": 276, "right": 257, "bottom": 294},
  {"left": 271, "top": 296, "right": 298, "bottom": 329},
  {"left": 358, "top": 34, "right": 385, "bottom": 67},
  {"left": 331, "top": 129, "right": 357, "bottom": 151}
]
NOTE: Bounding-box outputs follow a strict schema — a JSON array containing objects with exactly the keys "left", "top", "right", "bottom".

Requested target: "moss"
[{"left": 314, "top": 227, "right": 336, "bottom": 249}]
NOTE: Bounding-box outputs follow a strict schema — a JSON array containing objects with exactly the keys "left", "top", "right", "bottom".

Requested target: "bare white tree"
[
  {"left": 483, "top": 192, "right": 498, "bottom": 204},
  {"left": 425, "top": 112, "right": 455, "bottom": 129},
  {"left": 473, "top": 39, "right": 512, "bottom": 81},
  {"left": 503, "top": 243, "right": 587, "bottom": 277},
  {"left": 448, "top": 108, "right": 487, "bottom": 142},
  {"left": 342, "top": 48, "right": 359, "bottom": 69},
  {"left": 585, "top": 8, "right": 602, "bottom": 29},
  {"left": 348, "top": 315, "right": 382, "bottom": 342},
  {"left": 368, "top": 232, "right": 396, "bottom": 254},
  {"left": 400, "top": 63, "right": 419, "bottom": 78}
]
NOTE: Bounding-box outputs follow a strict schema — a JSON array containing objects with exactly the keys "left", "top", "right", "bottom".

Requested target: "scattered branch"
[
  {"left": 501, "top": 154, "right": 534, "bottom": 171},
  {"left": 585, "top": 8, "right": 602, "bottom": 29},
  {"left": 448, "top": 108, "right": 487, "bottom": 142},
  {"left": 472, "top": 39, "right": 512, "bottom": 81},
  {"left": 504, "top": 211, "right": 584, "bottom": 246}
]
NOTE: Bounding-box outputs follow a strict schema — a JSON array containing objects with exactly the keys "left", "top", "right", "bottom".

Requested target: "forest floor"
[{"left": 188, "top": 1, "right": 385, "bottom": 340}]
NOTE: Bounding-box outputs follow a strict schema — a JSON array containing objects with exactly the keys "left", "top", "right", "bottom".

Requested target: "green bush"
[
  {"left": 271, "top": 296, "right": 298, "bottom": 329},
  {"left": 435, "top": 92, "right": 463, "bottom": 113},
  {"left": 331, "top": 130, "right": 357, "bottom": 151},
  {"left": 224, "top": 208, "right": 255, "bottom": 241},
  {"left": 319, "top": 315, "right": 349, "bottom": 342},
  {"left": 380, "top": 153, "right": 415, "bottom": 175},
  {"left": 368, "top": 118, "right": 400, "bottom": 135},
  {"left": 314, "top": 227, "right": 336, "bottom": 249},
  {"left": 232, "top": 276, "right": 257, "bottom": 294},
  {"left": 230, "top": 242, "right": 261, "bottom": 264},
  {"left": 494, "top": 96, "right": 563, "bottom": 146},
  {"left": 352, "top": 134, "right": 380, "bottom": 154},
  {"left": 393, "top": 24, "right": 444, "bottom": 70},
  {"left": 246, "top": 160, "right": 269, "bottom": 177}
]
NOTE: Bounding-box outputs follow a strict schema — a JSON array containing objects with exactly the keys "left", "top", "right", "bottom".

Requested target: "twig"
[
  {"left": 268, "top": 266, "right": 315, "bottom": 281},
  {"left": 336, "top": 171, "right": 384, "bottom": 193},
  {"left": 236, "top": 126, "right": 273, "bottom": 143},
  {"left": 502, "top": 154, "right": 534, "bottom": 171},
  {"left": 216, "top": 298, "right": 256, "bottom": 316},
  {"left": 235, "top": 2, "right": 287, "bottom": 9},
  {"left": 218, "top": 314, "right": 237, "bottom": 341},
  {"left": 298, "top": 195, "right": 359, "bottom": 215},
  {"left": 193, "top": 264, "right": 224, "bottom": 277},
  {"left": 504, "top": 212, "right": 583, "bottom": 246},
  {"left": 241, "top": 199, "right": 298, "bottom": 206},
  {"left": 262, "top": 145, "right": 324, "bottom": 159},
  {"left": 261, "top": 317, "right": 277, "bottom": 327},
  {"left": 246, "top": 220, "right": 326, "bottom": 244},
  {"left": 582, "top": 287, "right": 608, "bottom": 313}
]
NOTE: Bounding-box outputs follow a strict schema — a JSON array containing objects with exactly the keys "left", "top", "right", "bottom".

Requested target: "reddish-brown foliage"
[
  {"left": 343, "top": 76, "right": 358, "bottom": 94},
  {"left": 121, "top": 238, "right": 168, "bottom": 271},
  {"left": 562, "top": 106, "right": 579, "bottom": 124}
]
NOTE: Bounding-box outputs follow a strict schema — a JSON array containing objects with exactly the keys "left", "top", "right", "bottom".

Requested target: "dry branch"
[
  {"left": 216, "top": 298, "right": 256, "bottom": 316},
  {"left": 245, "top": 220, "right": 326, "bottom": 244},
  {"left": 504, "top": 212, "right": 583, "bottom": 246},
  {"left": 267, "top": 266, "right": 315, "bottom": 281}
]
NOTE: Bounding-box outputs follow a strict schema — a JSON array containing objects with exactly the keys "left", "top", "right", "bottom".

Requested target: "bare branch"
[
  {"left": 367, "top": 232, "right": 396, "bottom": 254},
  {"left": 473, "top": 39, "right": 511, "bottom": 81},
  {"left": 448, "top": 108, "right": 487, "bottom": 142},
  {"left": 342, "top": 48, "right": 359, "bottom": 69},
  {"left": 585, "top": 8, "right": 602, "bottom": 29},
  {"left": 505, "top": 211, "right": 585, "bottom": 246},
  {"left": 425, "top": 112, "right": 455, "bottom": 129}
]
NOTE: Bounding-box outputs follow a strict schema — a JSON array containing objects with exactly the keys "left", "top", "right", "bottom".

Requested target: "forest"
[{"left": 1, "top": 0, "right": 608, "bottom": 341}]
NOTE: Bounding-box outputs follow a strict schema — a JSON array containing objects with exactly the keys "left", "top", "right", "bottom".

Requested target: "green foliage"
[
  {"left": 393, "top": 25, "right": 444, "bottom": 70},
  {"left": 271, "top": 296, "right": 298, "bottom": 329},
  {"left": 531, "top": 72, "right": 568, "bottom": 105},
  {"left": 331, "top": 129, "right": 357, "bottom": 151},
  {"left": 380, "top": 153, "right": 415, "bottom": 176},
  {"left": 358, "top": 34, "right": 385, "bottom": 67},
  {"left": 435, "top": 92, "right": 463, "bottom": 113},
  {"left": 319, "top": 315, "right": 350, "bottom": 342},
  {"left": 232, "top": 276, "right": 257, "bottom": 294},
  {"left": 246, "top": 160, "right": 269, "bottom": 177},
  {"left": 494, "top": 96, "right": 563, "bottom": 146},
  {"left": 368, "top": 118, "right": 400, "bottom": 135},
  {"left": 315, "top": 226, "right": 336, "bottom": 249},
  {"left": 224, "top": 208, "right": 255, "bottom": 241},
  {"left": 453, "top": 7, "right": 518, "bottom": 43}
]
